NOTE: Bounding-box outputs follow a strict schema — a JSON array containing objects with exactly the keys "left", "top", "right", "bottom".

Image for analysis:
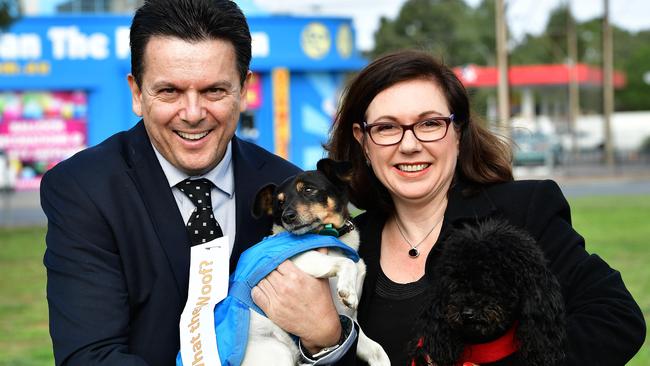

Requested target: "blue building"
[{"left": 0, "top": 14, "right": 365, "bottom": 189}]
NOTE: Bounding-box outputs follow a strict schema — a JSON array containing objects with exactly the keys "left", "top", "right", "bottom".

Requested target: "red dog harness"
[{"left": 412, "top": 323, "right": 518, "bottom": 366}]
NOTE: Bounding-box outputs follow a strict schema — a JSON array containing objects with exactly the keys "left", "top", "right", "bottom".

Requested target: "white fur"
[{"left": 241, "top": 227, "right": 390, "bottom": 366}]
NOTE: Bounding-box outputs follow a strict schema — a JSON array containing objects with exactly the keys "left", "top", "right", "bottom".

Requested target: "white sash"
[{"left": 179, "top": 236, "right": 230, "bottom": 366}]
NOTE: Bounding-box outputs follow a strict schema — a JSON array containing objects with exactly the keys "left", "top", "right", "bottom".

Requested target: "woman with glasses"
[{"left": 325, "top": 50, "right": 645, "bottom": 365}]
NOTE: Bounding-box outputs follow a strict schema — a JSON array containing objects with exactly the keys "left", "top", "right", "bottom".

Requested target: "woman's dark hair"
[
  {"left": 130, "top": 0, "right": 251, "bottom": 87},
  {"left": 325, "top": 50, "right": 513, "bottom": 213}
]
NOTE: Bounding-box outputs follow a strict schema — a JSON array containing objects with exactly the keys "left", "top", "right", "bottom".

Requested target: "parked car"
[{"left": 512, "top": 130, "right": 563, "bottom": 167}]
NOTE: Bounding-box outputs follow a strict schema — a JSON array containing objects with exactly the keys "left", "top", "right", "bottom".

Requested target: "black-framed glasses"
[{"left": 362, "top": 114, "right": 455, "bottom": 146}]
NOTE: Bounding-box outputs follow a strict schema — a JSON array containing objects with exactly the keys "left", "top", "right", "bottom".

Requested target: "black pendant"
[{"left": 408, "top": 248, "right": 420, "bottom": 258}]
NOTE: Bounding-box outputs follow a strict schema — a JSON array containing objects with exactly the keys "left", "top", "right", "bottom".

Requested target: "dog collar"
[
  {"left": 458, "top": 322, "right": 518, "bottom": 365},
  {"left": 316, "top": 219, "right": 355, "bottom": 238}
]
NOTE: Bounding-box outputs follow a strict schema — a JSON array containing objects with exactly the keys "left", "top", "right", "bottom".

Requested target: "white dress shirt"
[
  {"left": 153, "top": 140, "right": 354, "bottom": 364},
  {"left": 152, "top": 141, "right": 236, "bottom": 255}
]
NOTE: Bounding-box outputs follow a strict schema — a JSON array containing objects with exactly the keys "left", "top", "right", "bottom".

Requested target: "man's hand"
[{"left": 251, "top": 250, "right": 341, "bottom": 355}]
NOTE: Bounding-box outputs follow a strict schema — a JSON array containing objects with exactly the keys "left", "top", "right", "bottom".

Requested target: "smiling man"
[
  {"left": 39, "top": 1, "right": 347, "bottom": 365},
  {"left": 127, "top": 36, "right": 243, "bottom": 177}
]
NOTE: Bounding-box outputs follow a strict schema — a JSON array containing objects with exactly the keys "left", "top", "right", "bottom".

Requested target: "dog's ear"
[
  {"left": 412, "top": 281, "right": 465, "bottom": 366},
  {"left": 316, "top": 158, "right": 353, "bottom": 187},
  {"left": 505, "top": 229, "right": 567, "bottom": 366},
  {"left": 516, "top": 259, "right": 566, "bottom": 365},
  {"left": 252, "top": 183, "right": 277, "bottom": 219}
]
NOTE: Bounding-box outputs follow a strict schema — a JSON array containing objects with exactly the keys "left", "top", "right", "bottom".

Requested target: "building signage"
[{"left": 0, "top": 91, "right": 87, "bottom": 190}]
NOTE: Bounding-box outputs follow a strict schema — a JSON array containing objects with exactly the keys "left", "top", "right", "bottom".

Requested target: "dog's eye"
[{"left": 303, "top": 186, "right": 317, "bottom": 195}]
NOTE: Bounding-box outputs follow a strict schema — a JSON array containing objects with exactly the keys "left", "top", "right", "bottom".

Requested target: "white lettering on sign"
[
  {"left": 47, "top": 26, "right": 109, "bottom": 60},
  {"left": 115, "top": 26, "right": 131, "bottom": 59},
  {"left": 251, "top": 32, "right": 269, "bottom": 58},
  {"left": 0, "top": 33, "right": 42, "bottom": 60}
]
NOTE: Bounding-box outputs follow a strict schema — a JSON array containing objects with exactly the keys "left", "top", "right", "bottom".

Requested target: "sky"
[{"left": 35, "top": 0, "right": 650, "bottom": 51}]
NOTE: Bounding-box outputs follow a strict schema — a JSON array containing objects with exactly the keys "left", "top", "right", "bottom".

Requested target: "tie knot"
[{"left": 177, "top": 178, "right": 213, "bottom": 209}]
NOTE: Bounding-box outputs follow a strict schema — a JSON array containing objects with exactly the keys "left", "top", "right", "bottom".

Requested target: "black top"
[
  {"left": 341, "top": 179, "right": 646, "bottom": 366},
  {"left": 363, "top": 267, "right": 430, "bottom": 366}
]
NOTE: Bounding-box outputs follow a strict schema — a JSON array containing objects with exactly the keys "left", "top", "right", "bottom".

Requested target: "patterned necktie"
[{"left": 177, "top": 178, "right": 223, "bottom": 246}]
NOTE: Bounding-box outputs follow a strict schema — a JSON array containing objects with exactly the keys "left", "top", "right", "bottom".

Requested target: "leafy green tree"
[
  {"left": 371, "top": 0, "right": 495, "bottom": 66},
  {"left": 372, "top": 0, "right": 650, "bottom": 111},
  {"left": 615, "top": 30, "right": 650, "bottom": 110},
  {"left": 510, "top": 5, "right": 650, "bottom": 111},
  {"left": 573, "top": 18, "right": 650, "bottom": 111},
  {"left": 370, "top": 0, "right": 498, "bottom": 118},
  {"left": 510, "top": 5, "right": 573, "bottom": 65}
]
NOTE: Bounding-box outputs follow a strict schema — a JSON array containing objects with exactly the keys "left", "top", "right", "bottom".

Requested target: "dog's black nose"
[
  {"left": 282, "top": 209, "right": 297, "bottom": 224},
  {"left": 461, "top": 308, "right": 475, "bottom": 319}
]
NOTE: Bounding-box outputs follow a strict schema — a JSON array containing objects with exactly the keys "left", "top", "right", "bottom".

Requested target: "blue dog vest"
[{"left": 176, "top": 231, "right": 360, "bottom": 366}]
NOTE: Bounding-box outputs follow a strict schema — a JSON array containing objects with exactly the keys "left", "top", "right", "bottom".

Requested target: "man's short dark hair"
[{"left": 130, "top": 0, "right": 252, "bottom": 87}]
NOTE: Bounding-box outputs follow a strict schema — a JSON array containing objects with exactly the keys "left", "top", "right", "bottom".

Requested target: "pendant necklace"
[{"left": 395, "top": 216, "right": 444, "bottom": 258}]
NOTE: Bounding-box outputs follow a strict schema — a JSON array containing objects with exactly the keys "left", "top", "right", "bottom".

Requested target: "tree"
[
  {"left": 371, "top": 0, "right": 495, "bottom": 67},
  {"left": 614, "top": 30, "right": 650, "bottom": 110},
  {"left": 510, "top": 4, "right": 650, "bottom": 111},
  {"left": 510, "top": 5, "right": 574, "bottom": 65},
  {"left": 370, "top": 0, "right": 498, "bottom": 118},
  {"left": 372, "top": 0, "right": 650, "bottom": 112},
  {"left": 0, "top": 0, "right": 20, "bottom": 30}
]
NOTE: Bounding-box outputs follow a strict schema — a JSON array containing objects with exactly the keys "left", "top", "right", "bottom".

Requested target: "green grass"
[
  {"left": 0, "top": 195, "right": 648, "bottom": 365},
  {"left": 0, "top": 227, "right": 51, "bottom": 366},
  {"left": 570, "top": 195, "right": 650, "bottom": 365}
]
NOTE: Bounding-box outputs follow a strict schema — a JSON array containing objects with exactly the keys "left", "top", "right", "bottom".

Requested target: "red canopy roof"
[{"left": 453, "top": 63, "right": 626, "bottom": 88}]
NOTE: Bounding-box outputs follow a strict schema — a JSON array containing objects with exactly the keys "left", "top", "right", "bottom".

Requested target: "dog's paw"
[
  {"left": 368, "top": 354, "right": 391, "bottom": 366},
  {"left": 338, "top": 288, "right": 359, "bottom": 309},
  {"left": 366, "top": 348, "right": 391, "bottom": 366}
]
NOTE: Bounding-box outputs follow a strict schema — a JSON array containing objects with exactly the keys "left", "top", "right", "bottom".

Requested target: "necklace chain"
[{"left": 394, "top": 216, "right": 444, "bottom": 258}]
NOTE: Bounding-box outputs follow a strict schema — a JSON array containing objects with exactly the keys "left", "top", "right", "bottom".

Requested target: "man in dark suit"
[{"left": 41, "top": 1, "right": 345, "bottom": 364}]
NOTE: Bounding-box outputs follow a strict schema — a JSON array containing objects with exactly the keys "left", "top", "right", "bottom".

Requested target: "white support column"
[{"left": 521, "top": 88, "right": 535, "bottom": 122}]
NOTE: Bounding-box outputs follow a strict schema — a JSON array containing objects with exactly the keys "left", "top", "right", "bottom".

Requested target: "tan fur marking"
[
  {"left": 339, "top": 173, "right": 353, "bottom": 183},
  {"left": 327, "top": 197, "right": 336, "bottom": 210},
  {"left": 259, "top": 188, "right": 275, "bottom": 217},
  {"left": 307, "top": 198, "right": 342, "bottom": 227},
  {"left": 305, "top": 203, "right": 327, "bottom": 221},
  {"left": 294, "top": 203, "right": 314, "bottom": 223},
  {"left": 296, "top": 181, "right": 304, "bottom": 192}
]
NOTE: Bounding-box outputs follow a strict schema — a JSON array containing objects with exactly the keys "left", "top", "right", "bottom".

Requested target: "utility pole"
[
  {"left": 495, "top": 0, "right": 510, "bottom": 139},
  {"left": 567, "top": 0, "right": 579, "bottom": 161},
  {"left": 602, "top": 0, "right": 615, "bottom": 167}
]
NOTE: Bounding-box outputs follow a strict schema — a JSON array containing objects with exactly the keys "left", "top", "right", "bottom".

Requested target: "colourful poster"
[
  {"left": 0, "top": 91, "right": 88, "bottom": 190},
  {"left": 246, "top": 72, "right": 262, "bottom": 110}
]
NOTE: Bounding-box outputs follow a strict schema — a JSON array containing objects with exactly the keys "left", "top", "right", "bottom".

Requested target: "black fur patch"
[{"left": 412, "top": 219, "right": 566, "bottom": 366}]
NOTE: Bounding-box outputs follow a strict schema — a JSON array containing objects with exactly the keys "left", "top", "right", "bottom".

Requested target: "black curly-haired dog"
[{"left": 412, "top": 219, "right": 566, "bottom": 366}]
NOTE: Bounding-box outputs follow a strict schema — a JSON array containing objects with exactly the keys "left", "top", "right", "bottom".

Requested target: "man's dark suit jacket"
[{"left": 41, "top": 121, "right": 301, "bottom": 365}]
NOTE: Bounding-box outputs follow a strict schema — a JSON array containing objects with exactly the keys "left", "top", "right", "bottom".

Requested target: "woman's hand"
[{"left": 251, "top": 250, "right": 342, "bottom": 355}]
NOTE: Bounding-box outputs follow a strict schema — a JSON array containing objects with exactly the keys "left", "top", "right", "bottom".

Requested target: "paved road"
[
  {"left": 558, "top": 179, "right": 650, "bottom": 197},
  {"left": 0, "top": 190, "right": 46, "bottom": 227},
  {"left": 2, "top": 163, "right": 649, "bottom": 228},
  {"left": 515, "top": 162, "right": 650, "bottom": 197}
]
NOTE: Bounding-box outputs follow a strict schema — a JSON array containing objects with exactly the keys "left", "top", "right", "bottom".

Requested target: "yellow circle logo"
[
  {"left": 301, "top": 22, "right": 331, "bottom": 59},
  {"left": 336, "top": 24, "right": 353, "bottom": 59}
]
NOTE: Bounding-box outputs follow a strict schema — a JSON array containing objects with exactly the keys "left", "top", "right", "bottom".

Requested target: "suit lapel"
[
  {"left": 124, "top": 121, "right": 191, "bottom": 297},
  {"left": 446, "top": 180, "right": 499, "bottom": 223},
  {"left": 230, "top": 137, "right": 274, "bottom": 271}
]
